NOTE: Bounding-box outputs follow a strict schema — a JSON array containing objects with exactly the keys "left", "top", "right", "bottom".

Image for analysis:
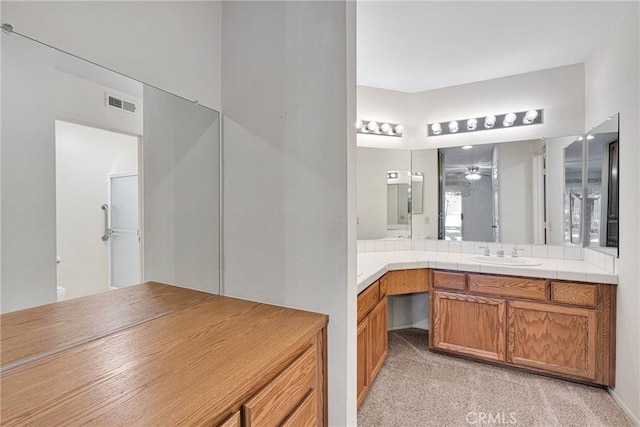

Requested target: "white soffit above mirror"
[{"left": 357, "top": 1, "right": 633, "bottom": 93}]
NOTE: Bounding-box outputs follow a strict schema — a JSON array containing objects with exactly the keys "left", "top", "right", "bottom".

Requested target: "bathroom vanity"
[
  {"left": 0, "top": 283, "right": 328, "bottom": 426},
  {"left": 356, "top": 247, "right": 617, "bottom": 404},
  {"left": 430, "top": 270, "right": 615, "bottom": 386}
]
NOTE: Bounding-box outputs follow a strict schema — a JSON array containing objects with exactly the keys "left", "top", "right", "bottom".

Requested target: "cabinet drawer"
[
  {"left": 386, "top": 269, "right": 429, "bottom": 295},
  {"left": 281, "top": 389, "right": 317, "bottom": 427},
  {"left": 244, "top": 344, "right": 317, "bottom": 426},
  {"left": 469, "top": 274, "right": 547, "bottom": 301},
  {"left": 552, "top": 282, "right": 596, "bottom": 307},
  {"left": 357, "top": 281, "right": 380, "bottom": 322},
  {"left": 433, "top": 270, "right": 465, "bottom": 291},
  {"left": 219, "top": 411, "right": 241, "bottom": 427}
]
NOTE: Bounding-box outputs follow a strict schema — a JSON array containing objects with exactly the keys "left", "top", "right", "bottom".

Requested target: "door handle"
[{"left": 101, "top": 204, "right": 111, "bottom": 241}]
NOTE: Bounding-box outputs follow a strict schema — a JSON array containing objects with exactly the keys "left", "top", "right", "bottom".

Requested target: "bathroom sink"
[{"left": 468, "top": 255, "right": 542, "bottom": 266}]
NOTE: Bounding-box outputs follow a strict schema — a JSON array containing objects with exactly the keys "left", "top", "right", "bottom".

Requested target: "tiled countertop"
[{"left": 357, "top": 250, "right": 618, "bottom": 294}]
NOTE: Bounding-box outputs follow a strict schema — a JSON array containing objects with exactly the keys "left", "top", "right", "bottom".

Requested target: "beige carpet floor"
[{"left": 357, "top": 329, "right": 633, "bottom": 427}]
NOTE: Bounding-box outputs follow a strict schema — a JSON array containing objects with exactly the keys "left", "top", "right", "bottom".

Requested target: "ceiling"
[
  {"left": 441, "top": 144, "right": 495, "bottom": 175},
  {"left": 357, "top": 1, "right": 633, "bottom": 93}
]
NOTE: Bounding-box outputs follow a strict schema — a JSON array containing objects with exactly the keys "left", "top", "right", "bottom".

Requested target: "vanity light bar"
[
  {"left": 427, "top": 109, "right": 543, "bottom": 137},
  {"left": 356, "top": 119, "right": 404, "bottom": 137}
]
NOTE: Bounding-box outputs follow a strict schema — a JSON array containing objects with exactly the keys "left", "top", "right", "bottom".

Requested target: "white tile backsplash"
[
  {"left": 436, "top": 240, "right": 450, "bottom": 252},
  {"left": 563, "top": 246, "right": 583, "bottom": 260},
  {"left": 531, "top": 245, "right": 547, "bottom": 258},
  {"left": 461, "top": 241, "right": 475, "bottom": 254},
  {"left": 425, "top": 239, "right": 438, "bottom": 252},
  {"left": 449, "top": 241, "right": 462, "bottom": 253},
  {"left": 413, "top": 239, "right": 426, "bottom": 251},
  {"left": 365, "top": 240, "right": 376, "bottom": 253},
  {"left": 547, "top": 246, "right": 564, "bottom": 259}
]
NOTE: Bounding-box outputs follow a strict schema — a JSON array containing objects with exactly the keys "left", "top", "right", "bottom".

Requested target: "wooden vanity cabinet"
[
  {"left": 429, "top": 271, "right": 616, "bottom": 387},
  {"left": 356, "top": 280, "right": 388, "bottom": 407},
  {"left": 431, "top": 291, "right": 506, "bottom": 362},
  {"left": 507, "top": 300, "right": 597, "bottom": 381}
]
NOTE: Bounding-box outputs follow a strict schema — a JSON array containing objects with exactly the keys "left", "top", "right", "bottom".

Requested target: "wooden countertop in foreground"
[{"left": 0, "top": 283, "right": 328, "bottom": 426}]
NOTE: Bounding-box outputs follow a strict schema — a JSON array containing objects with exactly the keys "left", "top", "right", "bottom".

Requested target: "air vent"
[{"left": 106, "top": 93, "right": 137, "bottom": 115}]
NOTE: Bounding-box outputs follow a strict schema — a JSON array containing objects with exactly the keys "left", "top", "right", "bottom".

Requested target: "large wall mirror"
[
  {"left": 357, "top": 117, "right": 619, "bottom": 256},
  {"left": 585, "top": 114, "right": 619, "bottom": 254},
  {"left": 1, "top": 29, "right": 221, "bottom": 315}
]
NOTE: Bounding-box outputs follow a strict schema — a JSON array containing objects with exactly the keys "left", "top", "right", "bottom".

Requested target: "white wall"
[
  {"left": 1, "top": 1, "right": 221, "bottom": 111},
  {"left": 357, "top": 148, "right": 411, "bottom": 239},
  {"left": 221, "top": 2, "right": 356, "bottom": 425},
  {"left": 545, "top": 135, "right": 579, "bottom": 246},
  {"left": 585, "top": 7, "right": 640, "bottom": 423},
  {"left": 358, "top": 64, "right": 585, "bottom": 151},
  {"left": 55, "top": 121, "right": 138, "bottom": 300},
  {"left": 411, "top": 149, "right": 439, "bottom": 239},
  {"left": 1, "top": 30, "right": 57, "bottom": 313},
  {"left": 142, "top": 85, "right": 220, "bottom": 295},
  {"left": 55, "top": 70, "right": 143, "bottom": 137},
  {"left": 498, "top": 139, "right": 545, "bottom": 243}
]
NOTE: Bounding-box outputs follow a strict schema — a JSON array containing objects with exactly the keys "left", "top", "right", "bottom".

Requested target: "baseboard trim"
[{"left": 608, "top": 387, "right": 640, "bottom": 426}]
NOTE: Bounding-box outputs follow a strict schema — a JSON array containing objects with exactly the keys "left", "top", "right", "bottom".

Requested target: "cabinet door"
[
  {"left": 431, "top": 291, "right": 506, "bottom": 362},
  {"left": 369, "top": 296, "right": 388, "bottom": 382},
  {"left": 357, "top": 317, "right": 370, "bottom": 407},
  {"left": 507, "top": 300, "right": 597, "bottom": 380}
]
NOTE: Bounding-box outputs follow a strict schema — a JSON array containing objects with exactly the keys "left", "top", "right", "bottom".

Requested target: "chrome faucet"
[
  {"left": 496, "top": 249, "right": 505, "bottom": 257},
  {"left": 478, "top": 246, "right": 490, "bottom": 256},
  {"left": 511, "top": 244, "right": 525, "bottom": 258}
]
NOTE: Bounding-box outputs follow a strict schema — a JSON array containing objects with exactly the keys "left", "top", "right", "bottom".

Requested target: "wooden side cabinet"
[
  {"left": 430, "top": 291, "right": 506, "bottom": 362},
  {"left": 356, "top": 316, "right": 370, "bottom": 406},
  {"left": 357, "top": 280, "right": 388, "bottom": 407}
]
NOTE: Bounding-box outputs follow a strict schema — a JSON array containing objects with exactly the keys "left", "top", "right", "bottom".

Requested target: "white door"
[{"left": 108, "top": 173, "right": 140, "bottom": 288}]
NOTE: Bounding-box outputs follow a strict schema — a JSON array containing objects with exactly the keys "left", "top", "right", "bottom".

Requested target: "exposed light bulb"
[
  {"left": 355, "top": 119, "right": 364, "bottom": 130},
  {"left": 380, "top": 123, "right": 392, "bottom": 133},
  {"left": 503, "top": 112, "right": 517, "bottom": 127},
  {"left": 394, "top": 124, "right": 404, "bottom": 135},
  {"left": 523, "top": 109, "right": 538, "bottom": 124},
  {"left": 449, "top": 120, "right": 459, "bottom": 133},
  {"left": 431, "top": 122, "right": 442, "bottom": 135},
  {"left": 466, "top": 118, "right": 478, "bottom": 131},
  {"left": 484, "top": 115, "right": 496, "bottom": 129},
  {"left": 462, "top": 145, "right": 473, "bottom": 150},
  {"left": 367, "top": 121, "right": 379, "bottom": 132}
]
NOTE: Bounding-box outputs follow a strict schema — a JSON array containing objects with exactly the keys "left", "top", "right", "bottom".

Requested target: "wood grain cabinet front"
[
  {"left": 0, "top": 285, "right": 329, "bottom": 427},
  {"left": 244, "top": 344, "right": 317, "bottom": 426},
  {"left": 507, "top": 300, "right": 597, "bottom": 381},
  {"left": 386, "top": 269, "right": 429, "bottom": 295},
  {"left": 356, "top": 316, "right": 370, "bottom": 407},
  {"left": 356, "top": 281, "right": 389, "bottom": 408},
  {"left": 431, "top": 291, "right": 506, "bottom": 362},
  {"left": 429, "top": 271, "right": 616, "bottom": 387}
]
